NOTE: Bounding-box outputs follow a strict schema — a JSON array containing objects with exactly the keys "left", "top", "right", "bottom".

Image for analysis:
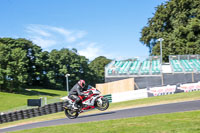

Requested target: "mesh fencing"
[
  {"left": 105, "top": 73, "right": 200, "bottom": 89},
  {"left": 134, "top": 76, "right": 162, "bottom": 89}
]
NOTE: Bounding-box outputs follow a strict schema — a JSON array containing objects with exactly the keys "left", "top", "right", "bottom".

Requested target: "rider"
[{"left": 68, "top": 79, "right": 86, "bottom": 109}]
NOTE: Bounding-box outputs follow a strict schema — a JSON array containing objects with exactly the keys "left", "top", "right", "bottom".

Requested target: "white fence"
[
  {"left": 112, "top": 89, "right": 148, "bottom": 103},
  {"left": 110, "top": 82, "right": 200, "bottom": 103}
]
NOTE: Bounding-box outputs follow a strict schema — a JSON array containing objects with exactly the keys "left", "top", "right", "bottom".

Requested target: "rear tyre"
[
  {"left": 96, "top": 97, "right": 109, "bottom": 111},
  {"left": 64, "top": 109, "right": 79, "bottom": 119}
]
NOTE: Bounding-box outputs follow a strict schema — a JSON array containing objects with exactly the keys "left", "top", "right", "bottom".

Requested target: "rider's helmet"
[{"left": 78, "top": 79, "right": 85, "bottom": 88}]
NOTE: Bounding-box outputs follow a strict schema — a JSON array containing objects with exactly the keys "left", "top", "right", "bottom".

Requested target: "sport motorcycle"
[{"left": 61, "top": 85, "right": 109, "bottom": 119}]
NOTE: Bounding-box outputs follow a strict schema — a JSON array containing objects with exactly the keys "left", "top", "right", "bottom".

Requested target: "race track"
[{"left": 1, "top": 100, "right": 200, "bottom": 133}]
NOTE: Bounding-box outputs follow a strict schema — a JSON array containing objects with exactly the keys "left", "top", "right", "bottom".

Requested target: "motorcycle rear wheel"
[
  {"left": 64, "top": 109, "right": 79, "bottom": 119},
  {"left": 96, "top": 97, "right": 109, "bottom": 111}
]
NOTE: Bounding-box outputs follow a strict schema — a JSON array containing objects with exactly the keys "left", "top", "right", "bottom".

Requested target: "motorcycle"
[{"left": 61, "top": 85, "right": 109, "bottom": 119}]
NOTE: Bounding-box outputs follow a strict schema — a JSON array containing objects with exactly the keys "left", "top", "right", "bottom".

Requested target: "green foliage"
[
  {"left": 0, "top": 38, "right": 42, "bottom": 92},
  {"left": 0, "top": 38, "right": 110, "bottom": 92},
  {"left": 44, "top": 48, "right": 92, "bottom": 89},
  {"left": 89, "top": 56, "right": 111, "bottom": 84},
  {"left": 140, "top": 0, "right": 200, "bottom": 62}
]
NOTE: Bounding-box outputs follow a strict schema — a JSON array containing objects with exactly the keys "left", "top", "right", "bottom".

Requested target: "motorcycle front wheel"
[
  {"left": 64, "top": 109, "right": 79, "bottom": 119},
  {"left": 96, "top": 97, "right": 109, "bottom": 111}
]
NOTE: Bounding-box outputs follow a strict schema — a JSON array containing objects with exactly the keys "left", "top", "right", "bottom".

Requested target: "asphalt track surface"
[{"left": 1, "top": 100, "right": 200, "bottom": 133}]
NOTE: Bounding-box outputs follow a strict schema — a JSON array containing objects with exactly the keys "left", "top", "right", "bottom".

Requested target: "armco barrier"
[
  {"left": 111, "top": 82, "right": 200, "bottom": 103},
  {"left": 0, "top": 101, "right": 66, "bottom": 124},
  {"left": 147, "top": 85, "right": 177, "bottom": 97},
  {"left": 112, "top": 89, "right": 148, "bottom": 103},
  {"left": 177, "top": 82, "right": 200, "bottom": 92},
  {"left": 103, "top": 94, "right": 112, "bottom": 103},
  {"left": 147, "top": 82, "right": 200, "bottom": 97}
]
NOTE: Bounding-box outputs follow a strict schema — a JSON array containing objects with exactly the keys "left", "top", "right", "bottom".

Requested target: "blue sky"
[{"left": 0, "top": 0, "right": 166, "bottom": 60}]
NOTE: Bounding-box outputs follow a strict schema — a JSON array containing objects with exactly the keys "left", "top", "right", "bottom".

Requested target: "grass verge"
[
  {"left": 12, "top": 110, "right": 200, "bottom": 133},
  {"left": 1, "top": 91, "right": 200, "bottom": 129},
  {"left": 0, "top": 88, "right": 67, "bottom": 112}
]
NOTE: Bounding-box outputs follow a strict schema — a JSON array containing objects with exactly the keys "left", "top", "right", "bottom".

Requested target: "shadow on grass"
[{"left": 14, "top": 89, "right": 60, "bottom": 96}]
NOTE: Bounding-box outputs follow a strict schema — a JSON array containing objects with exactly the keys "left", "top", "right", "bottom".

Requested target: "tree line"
[
  {"left": 0, "top": 38, "right": 111, "bottom": 92},
  {"left": 140, "top": 0, "right": 200, "bottom": 62}
]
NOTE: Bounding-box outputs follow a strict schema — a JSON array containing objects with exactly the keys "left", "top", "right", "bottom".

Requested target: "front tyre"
[
  {"left": 96, "top": 97, "right": 109, "bottom": 111},
  {"left": 64, "top": 109, "right": 79, "bottom": 119}
]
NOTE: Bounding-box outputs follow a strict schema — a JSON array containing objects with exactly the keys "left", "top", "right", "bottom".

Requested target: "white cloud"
[
  {"left": 26, "top": 25, "right": 51, "bottom": 37},
  {"left": 76, "top": 31, "right": 87, "bottom": 39},
  {"left": 78, "top": 43, "right": 101, "bottom": 60},
  {"left": 47, "top": 26, "right": 71, "bottom": 36},
  {"left": 25, "top": 24, "right": 87, "bottom": 49},
  {"left": 65, "top": 30, "right": 87, "bottom": 43},
  {"left": 78, "top": 42, "right": 114, "bottom": 60},
  {"left": 31, "top": 36, "right": 56, "bottom": 49},
  {"left": 25, "top": 24, "right": 114, "bottom": 60},
  {"left": 76, "top": 41, "right": 88, "bottom": 46}
]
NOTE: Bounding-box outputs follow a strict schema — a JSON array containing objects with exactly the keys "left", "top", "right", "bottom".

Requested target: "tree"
[
  {"left": 0, "top": 38, "right": 43, "bottom": 91},
  {"left": 44, "top": 48, "right": 93, "bottom": 90},
  {"left": 0, "top": 37, "right": 110, "bottom": 92},
  {"left": 7, "top": 48, "right": 28, "bottom": 90},
  {"left": 140, "top": 0, "right": 200, "bottom": 62},
  {"left": 0, "top": 42, "right": 9, "bottom": 91},
  {"left": 89, "top": 56, "right": 111, "bottom": 83},
  {"left": 34, "top": 51, "right": 50, "bottom": 86}
]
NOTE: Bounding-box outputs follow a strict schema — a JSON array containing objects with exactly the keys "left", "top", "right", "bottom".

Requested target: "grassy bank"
[
  {"left": 0, "top": 88, "right": 67, "bottom": 112},
  {"left": 12, "top": 110, "right": 200, "bottom": 133},
  {"left": 1, "top": 91, "right": 200, "bottom": 129}
]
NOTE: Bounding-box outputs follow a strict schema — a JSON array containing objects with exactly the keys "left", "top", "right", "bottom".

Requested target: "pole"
[
  {"left": 158, "top": 38, "right": 164, "bottom": 65},
  {"left": 192, "top": 72, "right": 194, "bottom": 82},
  {"left": 65, "top": 74, "right": 70, "bottom": 93},
  {"left": 66, "top": 75, "right": 68, "bottom": 92},
  {"left": 67, "top": 76, "right": 69, "bottom": 92},
  {"left": 160, "top": 40, "right": 162, "bottom": 64}
]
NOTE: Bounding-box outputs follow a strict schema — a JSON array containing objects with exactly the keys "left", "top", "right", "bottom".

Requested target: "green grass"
[
  {"left": 1, "top": 91, "right": 200, "bottom": 129},
  {"left": 12, "top": 110, "right": 200, "bottom": 133},
  {"left": 0, "top": 88, "right": 67, "bottom": 112}
]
